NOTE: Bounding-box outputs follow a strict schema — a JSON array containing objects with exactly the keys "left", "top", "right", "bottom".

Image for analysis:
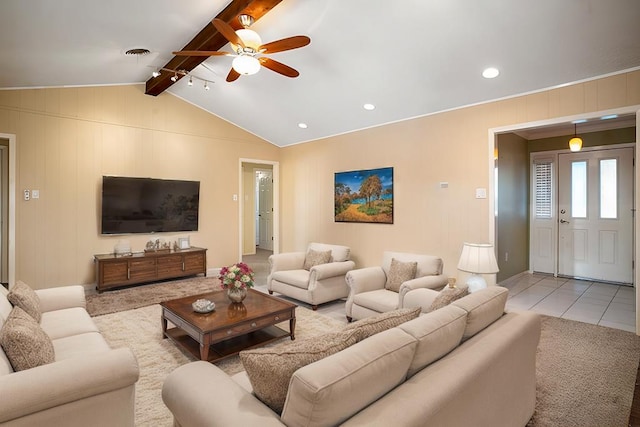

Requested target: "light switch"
[
  {"left": 475, "top": 188, "right": 487, "bottom": 199},
  {"left": 232, "top": 194, "right": 238, "bottom": 201},
  {"left": 439, "top": 182, "right": 449, "bottom": 188},
  {"left": 32, "top": 190, "right": 39, "bottom": 199}
]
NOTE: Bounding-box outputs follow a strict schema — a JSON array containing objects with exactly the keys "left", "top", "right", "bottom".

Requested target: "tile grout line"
[{"left": 556, "top": 281, "right": 593, "bottom": 318}]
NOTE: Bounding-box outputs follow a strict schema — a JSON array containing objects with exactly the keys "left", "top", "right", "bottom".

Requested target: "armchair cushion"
[
  {"left": 271, "top": 270, "right": 311, "bottom": 289},
  {"left": 308, "top": 242, "right": 351, "bottom": 262},
  {"left": 0, "top": 306, "right": 55, "bottom": 371},
  {"left": 353, "top": 289, "right": 399, "bottom": 313},
  {"left": 343, "top": 307, "right": 421, "bottom": 341},
  {"left": 239, "top": 328, "right": 362, "bottom": 413},
  {"left": 385, "top": 258, "right": 417, "bottom": 292},
  {"left": 382, "top": 252, "right": 443, "bottom": 278},
  {"left": 303, "top": 249, "right": 332, "bottom": 270},
  {"left": 7, "top": 281, "right": 41, "bottom": 322}
]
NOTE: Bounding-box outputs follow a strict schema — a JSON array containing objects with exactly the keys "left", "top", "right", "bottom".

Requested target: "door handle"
[{"left": 560, "top": 219, "right": 570, "bottom": 224}]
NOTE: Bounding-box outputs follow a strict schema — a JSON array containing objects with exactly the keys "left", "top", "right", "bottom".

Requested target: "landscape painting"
[{"left": 334, "top": 167, "right": 393, "bottom": 224}]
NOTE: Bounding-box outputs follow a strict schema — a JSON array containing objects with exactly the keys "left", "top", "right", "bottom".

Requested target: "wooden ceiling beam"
[{"left": 145, "top": 0, "right": 282, "bottom": 96}]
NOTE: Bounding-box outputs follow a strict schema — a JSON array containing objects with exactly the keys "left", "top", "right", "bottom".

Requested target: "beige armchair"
[
  {"left": 267, "top": 243, "right": 355, "bottom": 310},
  {"left": 345, "top": 251, "right": 448, "bottom": 321}
]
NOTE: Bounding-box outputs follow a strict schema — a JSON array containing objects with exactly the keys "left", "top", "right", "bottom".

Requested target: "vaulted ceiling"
[{"left": 1, "top": 0, "right": 639, "bottom": 146}]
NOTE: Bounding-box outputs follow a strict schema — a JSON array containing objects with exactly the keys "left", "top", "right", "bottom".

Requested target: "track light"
[{"left": 156, "top": 67, "right": 213, "bottom": 91}]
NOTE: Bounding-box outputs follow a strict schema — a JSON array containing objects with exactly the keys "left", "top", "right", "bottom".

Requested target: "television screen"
[{"left": 101, "top": 176, "right": 200, "bottom": 234}]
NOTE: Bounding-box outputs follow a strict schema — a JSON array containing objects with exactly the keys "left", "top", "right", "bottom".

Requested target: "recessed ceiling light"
[
  {"left": 482, "top": 67, "right": 500, "bottom": 79},
  {"left": 363, "top": 103, "right": 375, "bottom": 111},
  {"left": 601, "top": 114, "right": 618, "bottom": 120},
  {"left": 298, "top": 123, "right": 308, "bottom": 129}
]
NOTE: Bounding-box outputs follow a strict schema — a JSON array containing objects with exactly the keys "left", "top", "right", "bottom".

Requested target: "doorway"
[
  {"left": 0, "top": 141, "right": 8, "bottom": 285},
  {"left": 0, "top": 133, "right": 15, "bottom": 289},
  {"left": 239, "top": 159, "right": 279, "bottom": 260}
]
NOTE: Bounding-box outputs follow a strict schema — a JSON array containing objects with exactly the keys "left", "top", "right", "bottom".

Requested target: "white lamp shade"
[
  {"left": 457, "top": 243, "right": 499, "bottom": 274},
  {"left": 232, "top": 55, "right": 261, "bottom": 75}
]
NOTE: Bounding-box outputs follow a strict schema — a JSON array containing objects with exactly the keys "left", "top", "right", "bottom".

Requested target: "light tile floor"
[{"left": 501, "top": 273, "right": 636, "bottom": 333}]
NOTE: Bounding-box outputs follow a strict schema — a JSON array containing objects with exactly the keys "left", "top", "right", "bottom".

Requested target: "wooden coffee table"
[{"left": 160, "top": 289, "right": 296, "bottom": 362}]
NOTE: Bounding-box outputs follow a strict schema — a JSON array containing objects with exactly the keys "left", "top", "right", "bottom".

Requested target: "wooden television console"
[{"left": 94, "top": 246, "right": 207, "bottom": 292}]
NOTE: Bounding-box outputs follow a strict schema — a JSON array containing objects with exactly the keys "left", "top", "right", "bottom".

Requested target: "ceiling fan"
[{"left": 173, "top": 14, "right": 311, "bottom": 82}]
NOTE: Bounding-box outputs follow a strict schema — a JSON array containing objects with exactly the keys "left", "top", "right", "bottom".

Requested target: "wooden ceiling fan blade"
[
  {"left": 260, "top": 36, "right": 311, "bottom": 54},
  {"left": 226, "top": 68, "right": 241, "bottom": 82},
  {"left": 172, "top": 50, "right": 231, "bottom": 57},
  {"left": 213, "top": 18, "right": 245, "bottom": 49},
  {"left": 259, "top": 57, "right": 299, "bottom": 78}
]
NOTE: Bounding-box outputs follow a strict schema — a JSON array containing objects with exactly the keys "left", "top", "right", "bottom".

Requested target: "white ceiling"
[{"left": 1, "top": 0, "right": 639, "bottom": 147}]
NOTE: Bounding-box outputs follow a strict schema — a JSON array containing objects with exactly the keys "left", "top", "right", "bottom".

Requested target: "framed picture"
[
  {"left": 178, "top": 237, "right": 191, "bottom": 249},
  {"left": 334, "top": 167, "right": 393, "bottom": 224}
]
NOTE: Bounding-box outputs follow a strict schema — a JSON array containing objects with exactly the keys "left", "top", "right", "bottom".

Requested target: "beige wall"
[
  {"left": 0, "top": 71, "right": 638, "bottom": 289},
  {"left": 278, "top": 71, "right": 640, "bottom": 280},
  {"left": 0, "top": 84, "right": 279, "bottom": 289}
]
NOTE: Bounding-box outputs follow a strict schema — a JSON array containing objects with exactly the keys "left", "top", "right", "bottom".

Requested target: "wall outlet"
[
  {"left": 23, "top": 190, "right": 30, "bottom": 201},
  {"left": 232, "top": 194, "right": 238, "bottom": 201}
]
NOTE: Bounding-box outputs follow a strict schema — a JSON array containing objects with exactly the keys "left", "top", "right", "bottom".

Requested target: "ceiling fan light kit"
[{"left": 232, "top": 55, "right": 261, "bottom": 75}]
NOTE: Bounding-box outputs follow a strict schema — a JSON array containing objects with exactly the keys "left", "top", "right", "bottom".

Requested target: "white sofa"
[
  {"left": 268, "top": 243, "right": 356, "bottom": 309},
  {"left": 0, "top": 284, "right": 139, "bottom": 427},
  {"left": 345, "top": 251, "right": 448, "bottom": 321},
  {"left": 162, "top": 286, "right": 541, "bottom": 427}
]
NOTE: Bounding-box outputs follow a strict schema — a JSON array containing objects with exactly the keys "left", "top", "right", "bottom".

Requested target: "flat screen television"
[{"left": 101, "top": 176, "right": 200, "bottom": 235}]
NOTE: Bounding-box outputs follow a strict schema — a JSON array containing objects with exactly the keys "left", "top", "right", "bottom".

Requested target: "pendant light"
[{"left": 569, "top": 123, "right": 583, "bottom": 152}]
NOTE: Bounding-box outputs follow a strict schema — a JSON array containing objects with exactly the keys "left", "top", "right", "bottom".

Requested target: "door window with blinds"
[{"left": 534, "top": 160, "right": 553, "bottom": 218}]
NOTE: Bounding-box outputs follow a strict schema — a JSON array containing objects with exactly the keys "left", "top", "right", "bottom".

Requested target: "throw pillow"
[
  {"left": 303, "top": 249, "right": 332, "bottom": 271},
  {"left": 239, "top": 328, "right": 362, "bottom": 413},
  {"left": 7, "top": 280, "right": 41, "bottom": 323},
  {"left": 385, "top": 258, "right": 418, "bottom": 292},
  {"left": 0, "top": 306, "right": 55, "bottom": 371},
  {"left": 343, "top": 307, "right": 421, "bottom": 341},
  {"left": 429, "top": 285, "right": 469, "bottom": 312}
]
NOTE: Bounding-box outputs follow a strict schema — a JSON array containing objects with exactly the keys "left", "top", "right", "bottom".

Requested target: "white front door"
[{"left": 557, "top": 147, "right": 634, "bottom": 283}]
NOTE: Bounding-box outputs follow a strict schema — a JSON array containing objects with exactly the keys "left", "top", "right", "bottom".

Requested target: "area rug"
[
  {"left": 93, "top": 304, "right": 343, "bottom": 427},
  {"left": 528, "top": 315, "right": 640, "bottom": 427},
  {"left": 87, "top": 277, "right": 220, "bottom": 316}
]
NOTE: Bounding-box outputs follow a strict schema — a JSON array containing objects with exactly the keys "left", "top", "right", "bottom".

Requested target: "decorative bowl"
[{"left": 192, "top": 299, "right": 215, "bottom": 313}]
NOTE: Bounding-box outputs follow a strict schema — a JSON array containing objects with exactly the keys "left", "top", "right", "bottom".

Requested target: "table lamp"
[{"left": 457, "top": 243, "right": 499, "bottom": 293}]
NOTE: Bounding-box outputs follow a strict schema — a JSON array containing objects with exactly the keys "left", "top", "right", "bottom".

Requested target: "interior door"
[
  {"left": 257, "top": 170, "right": 273, "bottom": 250},
  {"left": 558, "top": 147, "right": 634, "bottom": 283}
]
